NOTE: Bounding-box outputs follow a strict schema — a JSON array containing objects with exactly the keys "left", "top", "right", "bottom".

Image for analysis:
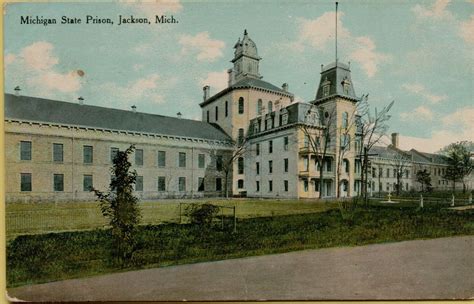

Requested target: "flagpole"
[{"left": 335, "top": 2, "right": 338, "bottom": 64}]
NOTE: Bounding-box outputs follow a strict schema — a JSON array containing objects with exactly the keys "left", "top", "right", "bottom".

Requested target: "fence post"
[{"left": 420, "top": 194, "right": 423, "bottom": 208}]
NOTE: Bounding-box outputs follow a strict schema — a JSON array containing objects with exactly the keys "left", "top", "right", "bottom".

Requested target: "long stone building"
[{"left": 4, "top": 30, "right": 465, "bottom": 202}]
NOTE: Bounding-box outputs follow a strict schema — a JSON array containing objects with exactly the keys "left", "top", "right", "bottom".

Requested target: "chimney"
[
  {"left": 391, "top": 133, "right": 399, "bottom": 148},
  {"left": 78, "top": 96, "right": 84, "bottom": 105},
  {"left": 227, "top": 69, "right": 235, "bottom": 87},
  {"left": 177, "top": 112, "right": 182, "bottom": 119},
  {"left": 14, "top": 86, "right": 21, "bottom": 96},
  {"left": 282, "top": 83, "right": 288, "bottom": 92},
  {"left": 203, "top": 85, "right": 210, "bottom": 101},
  {"left": 131, "top": 105, "right": 137, "bottom": 113}
]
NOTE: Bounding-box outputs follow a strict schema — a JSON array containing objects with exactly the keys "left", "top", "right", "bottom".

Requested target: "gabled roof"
[
  {"left": 200, "top": 77, "right": 293, "bottom": 107},
  {"left": 370, "top": 145, "right": 449, "bottom": 165},
  {"left": 5, "top": 94, "right": 232, "bottom": 142}
]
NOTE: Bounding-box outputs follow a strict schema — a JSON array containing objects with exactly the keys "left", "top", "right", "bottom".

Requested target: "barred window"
[
  {"left": 21, "top": 173, "right": 32, "bottom": 192},
  {"left": 158, "top": 151, "right": 166, "bottom": 167},
  {"left": 83, "top": 145, "right": 93, "bottom": 164},
  {"left": 20, "top": 141, "right": 32, "bottom": 160},
  {"left": 158, "top": 176, "right": 166, "bottom": 191},
  {"left": 178, "top": 152, "right": 186, "bottom": 168},
  {"left": 198, "top": 154, "right": 205, "bottom": 169},
  {"left": 53, "top": 143, "right": 63, "bottom": 162},
  {"left": 179, "top": 177, "right": 186, "bottom": 192},
  {"left": 135, "top": 149, "right": 144, "bottom": 166},
  {"left": 53, "top": 174, "right": 64, "bottom": 192},
  {"left": 83, "top": 175, "right": 93, "bottom": 191}
]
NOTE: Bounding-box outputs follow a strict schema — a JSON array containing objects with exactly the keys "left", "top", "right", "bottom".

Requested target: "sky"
[{"left": 4, "top": 0, "right": 473, "bottom": 153}]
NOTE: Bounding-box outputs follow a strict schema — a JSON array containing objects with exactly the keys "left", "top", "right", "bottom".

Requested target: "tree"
[
  {"left": 356, "top": 95, "right": 394, "bottom": 202},
  {"left": 442, "top": 141, "right": 473, "bottom": 193},
  {"left": 416, "top": 169, "right": 432, "bottom": 193},
  {"left": 299, "top": 105, "right": 337, "bottom": 198},
  {"left": 92, "top": 145, "right": 141, "bottom": 265},
  {"left": 219, "top": 139, "right": 249, "bottom": 198},
  {"left": 390, "top": 149, "right": 411, "bottom": 195}
]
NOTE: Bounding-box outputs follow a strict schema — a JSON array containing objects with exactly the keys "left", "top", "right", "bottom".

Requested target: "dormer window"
[
  {"left": 342, "top": 78, "right": 351, "bottom": 95},
  {"left": 322, "top": 77, "right": 331, "bottom": 97},
  {"left": 281, "top": 109, "right": 289, "bottom": 125}
]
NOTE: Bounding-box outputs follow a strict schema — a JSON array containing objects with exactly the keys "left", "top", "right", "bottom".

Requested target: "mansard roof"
[
  {"left": 313, "top": 61, "right": 359, "bottom": 104},
  {"left": 5, "top": 94, "right": 232, "bottom": 142},
  {"left": 199, "top": 76, "right": 293, "bottom": 107}
]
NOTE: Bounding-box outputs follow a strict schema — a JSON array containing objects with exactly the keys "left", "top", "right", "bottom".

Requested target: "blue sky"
[{"left": 4, "top": 0, "right": 473, "bottom": 152}]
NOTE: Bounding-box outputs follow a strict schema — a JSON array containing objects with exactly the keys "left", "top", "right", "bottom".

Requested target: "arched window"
[
  {"left": 343, "top": 159, "right": 350, "bottom": 173},
  {"left": 257, "top": 99, "right": 262, "bottom": 115},
  {"left": 238, "top": 157, "right": 244, "bottom": 174},
  {"left": 238, "top": 97, "right": 244, "bottom": 114},
  {"left": 267, "top": 101, "right": 273, "bottom": 113},
  {"left": 342, "top": 112, "right": 348, "bottom": 129}
]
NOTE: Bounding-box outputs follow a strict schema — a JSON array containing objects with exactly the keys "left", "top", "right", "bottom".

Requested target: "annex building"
[{"left": 4, "top": 31, "right": 461, "bottom": 202}]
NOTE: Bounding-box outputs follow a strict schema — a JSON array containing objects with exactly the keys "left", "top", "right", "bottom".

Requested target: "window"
[
  {"left": 257, "top": 99, "right": 262, "bottom": 115},
  {"left": 216, "top": 178, "right": 222, "bottom": 191},
  {"left": 284, "top": 158, "right": 289, "bottom": 173},
  {"left": 20, "top": 173, "right": 32, "bottom": 192},
  {"left": 405, "top": 170, "right": 409, "bottom": 178},
  {"left": 323, "top": 85, "right": 330, "bottom": 97},
  {"left": 225, "top": 101, "right": 228, "bottom": 117},
  {"left": 325, "top": 158, "right": 332, "bottom": 172},
  {"left": 215, "top": 106, "right": 219, "bottom": 121},
  {"left": 284, "top": 180, "right": 289, "bottom": 192},
  {"left": 238, "top": 179, "right": 244, "bottom": 189},
  {"left": 343, "top": 83, "right": 350, "bottom": 95},
  {"left": 216, "top": 155, "right": 223, "bottom": 171},
  {"left": 304, "top": 179, "right": 309, "bottom": 192},
  {"left": 256, "top": 162, "right": 260, "bottom": 175},
  {"left": 198, "top": 177, "right": 205, "bottom": 192},
  {"left": 386, "top": 183, "right": 390, "bottom": 191},
  {"left": 372, "top": 167, "right": 376, "bottom": 178},
  {"left": 315, "top": 179, "right": 320, "bottom": 192},
  {"left": 53, "top": 143, "right": 63, "bottom": 162},
  {"left": 256, "top": 181, "right": 260, "bottom": 192},
  {"left": 267, "top": 101, "right": 273, "bottom": 113},
  {"left": 238, "top": 97, "right": 244, "bottom": 114},
  {"left": 158, "top": 176, "right": 166, "bottom": 191},
  {"left": 406, "top": 183, "right": 409, "bottom": 191},
  {"left": 206, "top": 111, "right": 210, "bottom": 123},
  {"left": 158, "top": 151, "right": 166, "bottom": 167},
  {"left": 54, "top": 174, "right": 64, "bottom": 192},
  {"left": 238, "top": 157, "right": 244, "bottom": 174},
  {"left": 393, "top": 169, "right": 396, "bottom": 178},
  {"left": 269, "top": 180, "right": 273, "bottom": 192},
  {"left": 303, "top": 156, "right": 309, "bottom": 171},
  {"left": 178, "top": 177, "right": 186, "bottom": 192},
  {"left": 83, "top": 175, "right": 93, "bottom": 191},
  {"left": 269, "top": 140, "right": 273, "bottom": 153},
  {"left": 284, "top": 136, "right": 289, "bottom": 150},
  {"left": 340, "top": 134, "right": 350, "bottom": 150},
  {"left": 83, "top": 145, "right": 93, "bottom": 164},
  {"left": 198, "top": 154, "right": 205, "bottom": 169},
  {"left": 304, "top": 135, "right": 310, "bottom": 148},
  {"left": 135, "top": 176, "right": 143, "bottom": 191},
  {"left": 386, "top": 168, "right": 390, "bottom": 178},
  {"left": 238, "top": 128, "right": 244, "bottom": 144},
  {"left": 344, "top": 159, "right": 350, "bottom": 173},
  {"left": 20, "top": 141, "right": 32, "bottom": 160},
  {"left": 178, "top": 152, "right": 186, "bottom": 168},
  {"left": 256, "top": 143, "right": 260, "bottom": 156},
  {"left": 110, "top": 147, "right": 119, "bottom": 163},
  {"left": 342, "top": 112, "right": 348, "bottom": 129},
  {"left": 269, "top": 160, "right": 273, "bottom": 174},
  {"left": 135, "top": 149, "right": 144, "bottom": 166}
]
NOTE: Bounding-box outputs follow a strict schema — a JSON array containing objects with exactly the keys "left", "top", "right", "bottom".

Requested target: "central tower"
[{"left": 231, "top": 29, "right": 262, "bottom": 82}]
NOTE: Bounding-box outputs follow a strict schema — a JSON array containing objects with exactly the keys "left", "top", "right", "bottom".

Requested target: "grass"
[
  {"left": 5, "top": 199, "right": 334, "bottom": 239},
  {"left": 7, "top": 203, "right": 474, "bottom": 288}
]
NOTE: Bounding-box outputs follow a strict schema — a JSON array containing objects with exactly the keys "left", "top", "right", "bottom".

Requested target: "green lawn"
[
  {"left": 6, "top": 199, "right": 335, "bottom": 239},
  {"left": 7, "top": 204, "right": 474, "bottom": 288}
]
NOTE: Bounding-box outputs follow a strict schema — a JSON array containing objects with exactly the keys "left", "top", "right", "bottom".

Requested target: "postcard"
[{"left": 3, "top": 0, "right": 473, "bottom": 301}]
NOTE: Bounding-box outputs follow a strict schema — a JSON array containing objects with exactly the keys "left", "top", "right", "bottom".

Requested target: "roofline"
[
  {"left": 199, "top": 84, "right": 294, "bottom": 107},
  {"left": 5, "top": 117, "right": 234, "bottom": 146},
  {"left": 312, "top": 94, "right": 360, "bottom": 105}
]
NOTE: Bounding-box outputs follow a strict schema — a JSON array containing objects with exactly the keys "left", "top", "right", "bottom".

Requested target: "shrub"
[{"left": 185, "top": 203, "right": 220, "bottom": 227}]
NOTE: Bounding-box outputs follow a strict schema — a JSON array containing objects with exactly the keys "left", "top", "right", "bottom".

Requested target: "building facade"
[{"left": 5, "top": 30, "right": 469, "bottom": 202}]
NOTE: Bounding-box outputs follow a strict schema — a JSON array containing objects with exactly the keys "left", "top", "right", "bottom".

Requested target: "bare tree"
[
  {"left": 356, "top": 95, "right": 394, "bottom": 202},
  {"left": 298, "top": 105, "right": 337, "bottom": 198},
  {"left": 389, "top": 149, "right": 411, "bottom": 195}
]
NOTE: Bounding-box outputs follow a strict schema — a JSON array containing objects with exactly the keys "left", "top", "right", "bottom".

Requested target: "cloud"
[
  {"left": 459, "top": 15, "right": 474, "bottom": 44},
  {"left": 199, "top": 69, "right": 228, "bottom": 93},
  {"left": 120, "top": 0, "right": 183, "bottom": 19},
  {"left": 5, "top": 41, "right": 83, "bottom": 98},
  {"left": 179, "top": 32, "right": 225, "bottom": 62},
  {"left": 94, "top": 74, "right": 178, "bottom": 109},
  {"left": 4, "top": 53, "right": 16, "bottom": 65},
  {"left": 349, "top": 36, "right": 392, "bottom": 78},
  {"left": 402, "top": 83, "right": 447, "bottom": 104},
  {"left": 399, "top": 106, "right": 474, "bottom": 153},
  {"left": 412, "top": 0, "right": 453, "bottom": 20},
  {"left": 291, "top": 13, "right": 390, "bottom": 78},
  {"left": 400, "top": 105, "right": 434, "bottom": 122}
]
